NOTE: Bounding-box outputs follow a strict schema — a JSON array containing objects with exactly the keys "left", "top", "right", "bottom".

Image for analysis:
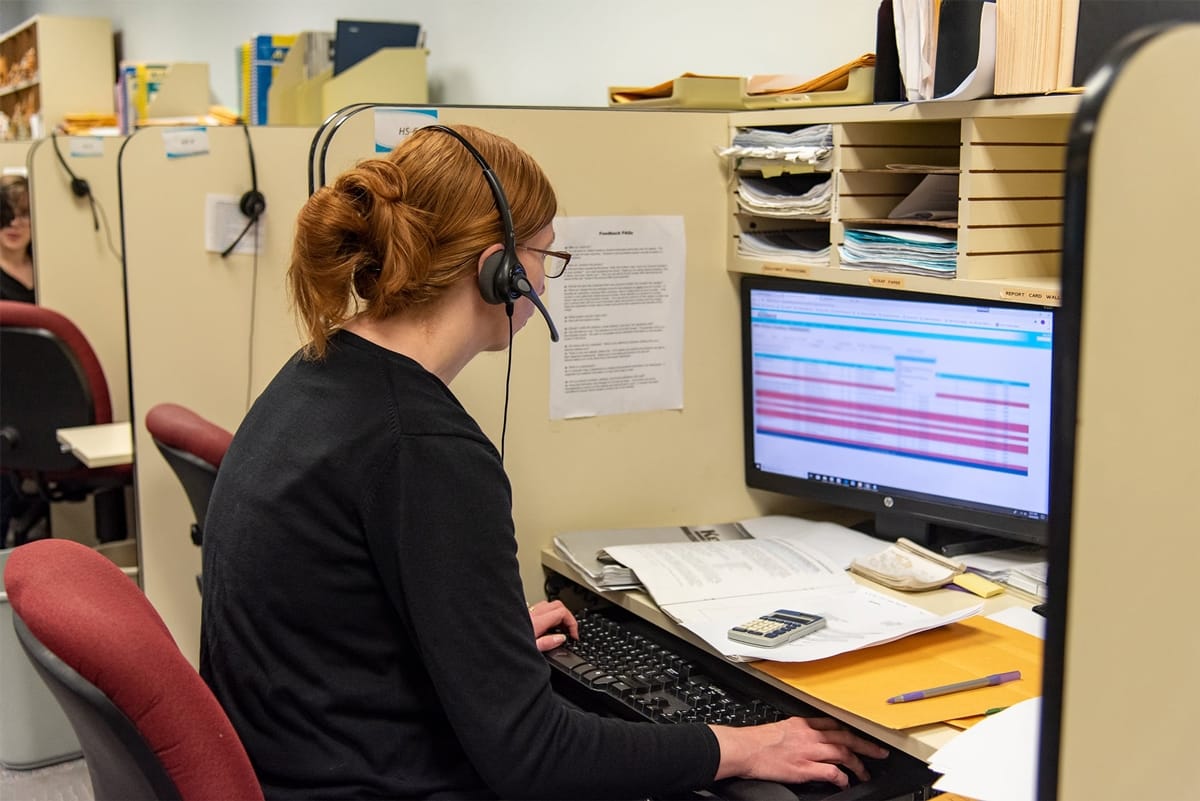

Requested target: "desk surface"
[
  {"left": 541, "top": 547, "right": 1038, "bottom": 762},
  {"left": 55, "top": 422, "right": 133, "bottom": 468}
]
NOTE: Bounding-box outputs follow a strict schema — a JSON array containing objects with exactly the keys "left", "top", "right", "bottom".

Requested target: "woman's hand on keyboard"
[
  {"left": 710, "top": 716, "right": 889, "bottom": 789},
  {"left": 528, "top": 600, "right": 579, "bottom": 652}
]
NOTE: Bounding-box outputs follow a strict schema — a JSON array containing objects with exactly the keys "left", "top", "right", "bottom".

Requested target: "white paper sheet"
[
  {"left": 204, "top": 193, "right": 264, "bottom": 256},
  {"left": 931, "top": 1, "right": 998, "bottom": 102},
  {"left": 547, "top": 215, "right": 685, "bottom": 420},
  {"left": 986, "top": 606, "right": 1046, "bottom": 640},
  {"left": 930, "top": 697, "right": 1041, "bottom": 801},
  {"left": 667, "top": 585, "right": 981, "bottom": 662}
]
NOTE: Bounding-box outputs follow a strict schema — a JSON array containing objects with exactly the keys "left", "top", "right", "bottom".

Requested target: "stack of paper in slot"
[
  {"left": 735, "top": 174, "right": 832, "bottom": 219},
  {"left": 718, "top": 123, "right": 834, "bottom": 169},
  {"left": 838, "top": 227, "right": 958, "bottom": 277},
  {"left": 737, "top": 229, "right": 831, "bottom": 267}
]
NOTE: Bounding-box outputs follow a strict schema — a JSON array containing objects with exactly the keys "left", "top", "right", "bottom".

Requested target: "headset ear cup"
[
  {"left": 239, "top": 190, "right": 266, "bottom": 219},
  {"left": 478, "top": 249, "right": 514, "bottom": 305},
  {"left": 70, "top": 178, "right": 91, "bottom": 198}
]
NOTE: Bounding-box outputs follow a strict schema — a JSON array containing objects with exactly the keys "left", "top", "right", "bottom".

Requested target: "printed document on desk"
[
  {"left": 554, "top": 515, "right": 887, "bottom": 592},
  {"left": 603, "top": 537, "right": 980, "bottom": 662}
]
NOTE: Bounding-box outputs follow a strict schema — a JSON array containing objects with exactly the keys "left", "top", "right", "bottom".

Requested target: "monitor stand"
[{"left": 852, "top": 512, "right": 1022, "bottom": 557}]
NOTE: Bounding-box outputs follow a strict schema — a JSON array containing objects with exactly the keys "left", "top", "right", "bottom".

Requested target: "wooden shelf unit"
[
  {"left": 0, "top": 15, "right": 114, "bottom": 139},
  {"left": 725, "top": 96, "right": 1078, "bottom": 304}
]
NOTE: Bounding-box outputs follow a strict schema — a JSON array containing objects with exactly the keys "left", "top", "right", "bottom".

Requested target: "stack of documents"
[
  {"left": 718, "top": 124, "right": 834, "bottom": 169},
  {"left": 959, "top": 547, "right": 1049, "bottom": 601},
  {"left": 600, "top": 524, "right": 981, "bottom": 663},
  {"left": 929, "top": 697, "right": 1041, "bottom": 801},
  {"left": 1000, "top": 563, "right": 1047, "bottom": 600},
  {"left": 553, "top": 521, "right": 756, "bottom": 592},
  {"left": 736, "top": 174, "right": 832, "bottom": 219},
  {"left": 838, "top": 227, "right": 958, "bottom": 277},
  {"left": 737, "top": 229, "right": 831, "bottom": 267}
]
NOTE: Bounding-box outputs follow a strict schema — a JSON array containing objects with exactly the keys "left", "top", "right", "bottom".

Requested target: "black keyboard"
[
  {"left": 544, "top": 605, "right": 936, "bottom": 801},
  {"left": 545, "top": 606, "right": 801, "bottom": 726}
]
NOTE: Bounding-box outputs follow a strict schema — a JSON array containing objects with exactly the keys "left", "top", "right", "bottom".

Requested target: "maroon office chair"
[
  {"left": 144, "top": 403, "right": 233, "bottom": 594},
  {"left": 3, "top": 538, "right": 263, "bottom": 800},
  {"left": 0, "top": 300, "right": 131, "bottom": 545}
]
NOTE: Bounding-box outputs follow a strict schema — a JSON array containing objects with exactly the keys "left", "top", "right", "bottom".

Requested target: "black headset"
[
  {"left": 221, "top": 123, "right": 267, "bottom": 259},
  {"left": 50, "top": 133, "right": 99, "bottom": 231},
  {"left": 422, "top": 125, "right": 559, "bottom": 342}
]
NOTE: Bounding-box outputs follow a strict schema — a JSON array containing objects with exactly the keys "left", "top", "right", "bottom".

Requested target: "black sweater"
[{"left": 200, "top": 330, "right": 719, "bottom": 799}]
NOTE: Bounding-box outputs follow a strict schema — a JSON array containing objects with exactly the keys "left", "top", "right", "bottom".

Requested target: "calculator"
[{"left": 727, "top": 610, "right": 826, "bottom": 647}]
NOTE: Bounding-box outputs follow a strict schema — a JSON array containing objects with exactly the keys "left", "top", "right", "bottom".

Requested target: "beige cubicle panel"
[
  {"left": 1042, "top": 24, "right": 1199, "bottom": 800},
  {"left": 28, "top": 135, "right": 130, "bottom": 423},
  {"left": 121, "top": 125, "right": 315, "bottom": 660},
  {"left": 0, "top": 141, "right": 30, "bottom": 173}
]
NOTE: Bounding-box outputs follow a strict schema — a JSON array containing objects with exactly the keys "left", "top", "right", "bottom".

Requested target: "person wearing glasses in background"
[
  {"left": 199, "top": 124, "right": 886, "bottom": 800},
  {"left": 0, "top": 175, "right": 34, "bottom": 303},
  {"left": 0, "top": 174, "right": 37, "bottom": 548}
]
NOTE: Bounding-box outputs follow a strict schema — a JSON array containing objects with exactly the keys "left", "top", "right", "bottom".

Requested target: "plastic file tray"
[{"left": 608, "top": 66, "right": 875, "bottom": 110}]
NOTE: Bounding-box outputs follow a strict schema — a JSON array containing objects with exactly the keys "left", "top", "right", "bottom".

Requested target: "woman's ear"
[
  {"left": 476, "top": 243, "right": 505, "bottom": 276},
  {"left": 476, "top": 243, "right": 516, "bottom": 305}
]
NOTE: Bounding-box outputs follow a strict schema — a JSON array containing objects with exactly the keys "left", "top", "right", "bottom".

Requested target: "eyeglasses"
[{"left": 518, "top": 245, "right": 571, "bottom": 279}]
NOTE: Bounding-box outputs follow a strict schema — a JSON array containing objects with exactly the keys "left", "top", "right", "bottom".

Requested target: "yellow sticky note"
[{"left": 952, "top": 572, "right": 1004, "bottom": 598}]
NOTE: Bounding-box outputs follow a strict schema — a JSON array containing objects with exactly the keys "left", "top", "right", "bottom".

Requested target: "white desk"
[
  {"left": 55, "top": 422, "right": 133, "bottom": 468},
  {"left": 541, "top": 547, "right": 1039, "bottom": 762}
]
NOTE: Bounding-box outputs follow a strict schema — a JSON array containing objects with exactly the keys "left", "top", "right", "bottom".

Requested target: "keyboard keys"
[{"left": 546, "top": 608, "right": 789, "bottom": 727}]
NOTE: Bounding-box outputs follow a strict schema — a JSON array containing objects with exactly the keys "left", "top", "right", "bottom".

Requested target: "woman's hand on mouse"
[{"left": 710, "top": 716, "right": 889, "bottom": 789}]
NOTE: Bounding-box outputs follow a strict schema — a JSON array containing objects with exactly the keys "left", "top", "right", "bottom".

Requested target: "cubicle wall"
[
  {"left": 29, "top": 135, "right": 130, "bottom": 424},
  {"left": 0, "top": 141, "right": 30, "bottom": 173},
  {"left": 122, "top": 108, "right": 809, "bottom": 663},
  {"left": 1041, "top": 24, "right": 1199, "bottom": 800},
  {"left": 121, "top": 125, "right": 316, "bottom": 654}
]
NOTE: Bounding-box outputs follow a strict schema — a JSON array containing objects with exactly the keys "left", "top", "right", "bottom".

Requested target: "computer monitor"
[{"left": 741, "top": 275, "right": 1055, "bottom": 552}]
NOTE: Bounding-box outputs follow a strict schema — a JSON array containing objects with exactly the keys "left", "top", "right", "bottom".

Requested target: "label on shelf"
[
  {"left": 868, "top": 274, "right": 906, "bottom": 289},
  {"left": 1002, "top": 288, "right": 1061, "bottom": 304},
  {"left": 761, "top": 263, "right": 811, "bottom": 277}
]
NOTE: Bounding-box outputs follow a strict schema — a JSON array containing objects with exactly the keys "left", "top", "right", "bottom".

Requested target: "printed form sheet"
[{"left": 546, "top": 216, "right": 685, "bottom": 420}]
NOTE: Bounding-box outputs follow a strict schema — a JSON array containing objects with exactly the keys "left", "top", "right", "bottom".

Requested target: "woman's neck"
[{"left": 345, "top": 287, "right": 486, "bottom": 385}]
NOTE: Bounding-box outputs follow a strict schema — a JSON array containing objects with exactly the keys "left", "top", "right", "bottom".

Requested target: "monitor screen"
[{"left": 741, "top": 275, "right": 1055, "bottom": 551}]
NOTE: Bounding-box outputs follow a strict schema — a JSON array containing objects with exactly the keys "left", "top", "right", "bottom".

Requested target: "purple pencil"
[{"left": 886, "top": 670, "right": 1022, "bottom": 704}]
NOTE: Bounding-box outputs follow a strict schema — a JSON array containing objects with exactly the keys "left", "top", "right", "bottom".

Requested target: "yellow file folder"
[
  {"left": 753, "top": 616, "right": 1042, "bottom": 730},
  {"left": 608, "top": 55, "right": 876, "bottom": 109}
]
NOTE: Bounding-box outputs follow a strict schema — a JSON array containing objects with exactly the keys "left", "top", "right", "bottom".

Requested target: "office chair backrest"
[
  {"left": 3, "top": 539, "right": 263, "bottom": 801},
  {"left": 0, "top": 300, "right": 112, "bottom": 473},
  {"left": 144, "top": 403, "right": 233, "bottom": 539}
]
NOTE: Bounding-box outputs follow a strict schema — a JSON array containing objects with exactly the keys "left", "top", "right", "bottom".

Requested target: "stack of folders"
[
  {"left": 838, "top": 227, "right": 958, "bottom": 277},
  {"left": 717, "top": 124, "right": 834, "bottom": 171},
  {"left": 959, "top": 547, "right": 1049, "bottom": 601}
]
